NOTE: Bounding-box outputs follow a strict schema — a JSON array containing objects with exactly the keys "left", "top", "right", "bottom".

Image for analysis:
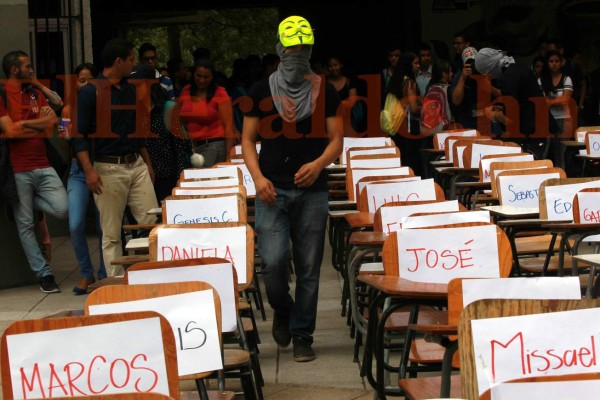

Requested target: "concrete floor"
[{"left": 0, "top": 234, "right": 382, "bottom": 399}]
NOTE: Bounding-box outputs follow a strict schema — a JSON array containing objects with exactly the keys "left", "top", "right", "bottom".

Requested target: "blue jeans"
[
  {"left": 13, "top": 167, "right": 68, "bottom": 279},
  {"left": 255, "top": 188, "right": 328, "bottom": 341},
  {"left": 67, "top": 160, "right": 106, "bottom": 280}
]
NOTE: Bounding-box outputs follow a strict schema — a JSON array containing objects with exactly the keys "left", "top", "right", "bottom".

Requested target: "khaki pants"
[{"left": 93, "top": 157, "right": 157, "bottom": 276}]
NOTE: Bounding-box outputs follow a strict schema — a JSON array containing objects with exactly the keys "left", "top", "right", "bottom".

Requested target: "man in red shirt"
[{"left": 0, "top": 50, "right": 67, "bottom": 293}]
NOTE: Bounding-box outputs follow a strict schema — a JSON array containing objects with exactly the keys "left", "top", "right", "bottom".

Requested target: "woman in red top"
[{"left": 178, "top": 59, "right": 234, "bottom": 167}]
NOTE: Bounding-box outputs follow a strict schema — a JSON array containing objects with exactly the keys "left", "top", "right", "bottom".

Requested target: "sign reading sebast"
[
  {"left": 471, "top": 307, "right": 600, "bottom": 397},
  {"left": 498, "top": 172, "right": 561, "bottom": 209}
]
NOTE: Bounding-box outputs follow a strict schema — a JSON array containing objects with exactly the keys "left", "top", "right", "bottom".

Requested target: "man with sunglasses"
[{"left": 138, "top": 42, "right": 174, "bottom": 100}]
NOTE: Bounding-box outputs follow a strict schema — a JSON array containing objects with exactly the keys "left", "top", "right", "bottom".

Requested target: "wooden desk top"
[
  {"left": 481, "top": 205, "right": 539, "bottom": 218},
  {"left": 147, "top": 207, "right": 162, "bottom": 215},
  {"left": 561, "top": 140, "right": 586, "bottom": 147},
  {"left": 576, "top": 154, "right": 600, "bottom": 159},
  {"left": 542, "top": 222, "right": 600, "bottom": 231},
  {"left": 326, "top": 164, "right": 347, "bottom": 172},
  {"left": 125, "top": 237, "right": 149, "bottom": 250},
  {"left": 358, "top": 275, "right": 448, "bottom": 299},
  {"left": 497, "top": 218, "right": 568, "bottom": 227},
  {"left": 345, "top": 211, "right": 374, "bottom": 228},
  {"left": 349, "top": 231, "right": 387, "bottom": 246},
  {"left": 454, "top": 181, "right": 490, "bottom": 188},
  {"left": 435, "top": 167, "right": 479, "bottom": 175},
  {"left": 328, "top": 209, "right": 359, "bottom": 218},
  {"left": 574, "top": 254, "right": 600, "bottom": 266}
]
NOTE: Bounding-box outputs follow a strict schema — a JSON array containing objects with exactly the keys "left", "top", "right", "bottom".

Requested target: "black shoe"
[
  {"left": 293, "top": 336, "right": 316, "bottom": 362},
  {"left": 39, "top": 275, "right": 61, "bottom": 294},
  {"left": 272, "top": 314, "right": 291, "bottom": 348}
]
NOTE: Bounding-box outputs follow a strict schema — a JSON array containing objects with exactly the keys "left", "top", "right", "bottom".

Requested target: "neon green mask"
[{"left": 278, "top": 16, "right": 314, "bottom": 47}]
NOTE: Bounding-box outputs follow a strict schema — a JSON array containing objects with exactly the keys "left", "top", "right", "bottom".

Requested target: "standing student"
[
  {"left": 242, "top": 16, "right": 342, "bottom": 362},
  {"left": 62, "top": 63, "right": 107, "bottom": 294},
  {"left": 75, "top": 38, "right": 158, "bottom": 277},
  {"left": 0, "top": 50, "right": 67, "bottom": 293}
]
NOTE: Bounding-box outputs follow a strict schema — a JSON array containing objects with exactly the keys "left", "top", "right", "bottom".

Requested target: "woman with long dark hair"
[
  {"left": 538, "top": 50, "right": 573, "bottom": 136},
  {"left": 178, "top": 59, "right": 234, "bottom": 167},
  {"left": 420, "top": 60, "right": 453, "bottom": 136}
]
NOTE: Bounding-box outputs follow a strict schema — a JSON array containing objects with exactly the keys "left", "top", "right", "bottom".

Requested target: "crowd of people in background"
[{"left": 1, "top": 27, "right": 600, "bottom": 297}]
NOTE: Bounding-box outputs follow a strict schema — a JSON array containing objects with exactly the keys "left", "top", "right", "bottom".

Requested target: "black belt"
[
  {"left": 94, "top": 153, "right": 139, "bottom": 164},
  {"left": 193, "top": 137, "right": 224, "bottom": 145}
]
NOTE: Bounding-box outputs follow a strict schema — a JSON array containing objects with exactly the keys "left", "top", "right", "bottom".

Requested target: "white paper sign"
[
  {"left": 577, "top": 130, "right": 589, "bottom": 143},
  {"left": 180, "top": 177, "right": 239, "bottom": 188},
  {"left": 165, "top": 196, "right": 239, "bottom": 224},
  {"left": 357, "top": 177, "right": 420, "bottom": 199},
  {"left": 577, "top": 192, "right": 600, "bottom": 223},
  {"left": 156, "top": 225, "right": 247, "bottom": 284},
  {"left": 402, "top": 210, "right": 490, "bottom": 229},
  {"left": 469, "top": 144, "right": 522, "bottom": 169},
  {"left": 381, "top": 200, "right": 460, "bottom": 234},
  {"left": 128, "top": 263, "right": 237, "bottom": 332},
  {"left": 218, "top": 163, "right": 256, "bottom": 197},
  {"left": 349, "top": 157, "right": 401, "bottom": 169},
  {"left": 351, "top": 167, "right": 410, "bottom": 200},
  {"left": 182, "top": 166, "right": 239, "bottom": 180},
  {"left": 396, "top": 225, "right": 499, "bottom": 283},
  {"left": 491, "top": 380, "right": 600, "bottom": 400},
  {"left": 544, "top": 180, "right": 600, "bottom": 220},
  {"left": 366, "top": 179, "right": 436, "bottom": 212},
  {"left": 498, "top": 173, "right": 560, "bottom": 209},
  {"left": 173, "top": 186, "right": 242, "bottom": 196},
  {"left": 7, "top": 318, "right": 170, "bottom": 399},
  {"left": 471, "top": 307, "right": 600, "bottom": 396},
  {"left": 588, "top": 133, "right": 600, "bottom": 155},
  {"left": 480, "top": 154, "right": 534, "bottom": 182},
  {"left": 89, "top": 291, "right": 222, "bottom": 376},
  {"left": 456, "top": 146, "right": 467, "bottom": 167},
  {"left": 233, "top": 143, "right": 261, "bottom": 155},
  {"left": 341, "top": 137, "right": 392, "bottom": 164},
  {"left": 462, "top": 277, "right": 581, "bottom": 308},
  {"left": 436, "top": 130, "right": 477, "bottom": 149}
]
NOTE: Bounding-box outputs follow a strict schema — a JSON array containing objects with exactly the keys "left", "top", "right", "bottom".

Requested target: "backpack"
[
  {"left": 420, "top": 85, "right": 450, "bottom": 130},
  {"left": 380, "top": 93, "right": 406, "bottom": 136}
]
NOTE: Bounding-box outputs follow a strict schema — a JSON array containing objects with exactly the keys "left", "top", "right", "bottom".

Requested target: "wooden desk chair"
[
  {"left": 1, "top": 312, "right": 180, "bottom": 399},
  {"left": 212, "top": 162, "right": 257, "bottom": 200},
  {"left": 172, "top": 185, "right": 247, "bottom": 198},
  {"left": 124, "top": 259, "right": 262, "bottom": 398},
  {"left": 340, "top": 137, "right": 393, "bottom": 165},
  {"left": 461, "top": 141, "right": 522, "bottom": 169},
  {"left": 402, "top": 210, "right": 491, "bottom": 229},
  {"left": 345, "top": 145, "right": 400, "bottom": 164},
  {"left": 573, "top": 187, "right": 600, "bottom": 224},
  {"left": 180, "top": 166, "right": 242, "bottom": 183},
  {"left": 360, "top": 179, "right": 445, "bottom": 213},
  {"left": 346, "top": 166, "right": 414, "bottom": 203},
  {"left": 354, "top": 175, "right": 417, "bottom": 212},
  {"left": 459, "top": 298, "right": 600, "bottom": 399},
  {"left": 228, "top": 142, "right": 261, "bottom": 161},
  {"left": 162, "top": 194, "right": 247, "bottom": 224},
  {"left": 178, "top": 177, "right": 241, "bottom": 189},
  {"left": 585, "top": 131, "right": 600, "bottom": 155},
  {"left": 444, "top": 136, "right": 491, "bottom": 166},
  {"left": 489, "top": 160, "right": 554, "bottom": 197},
  {"left": 576, "top": 126, "right": 600, "bottom": 142},
  {"left": 479, "top": 153, "right": 536, "bottom": 183},
  {"left": 401, "top": 277, "right": 582, "bottom": 399},
  {"left": 348, "top": 153, "right": 402, "bottom": 169},
  {"left": 432, "top": 129, "right": 479, "bottom": 151},
  {"left": 85, "top": 282, "right": 238, "bottom": 400}
]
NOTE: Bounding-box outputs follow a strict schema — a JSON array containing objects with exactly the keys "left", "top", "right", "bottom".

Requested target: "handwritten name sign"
[
  {"left": 435, "top": 130, "right": 477, "bottom": 150},
  {"left": 577, "top": 191, "right": 600, "bottom": 223},
  {"left": 351, "top": 167, "right": 411, "bottom": 201},
  {"left": 179, "top": 177, "right": 239, "bottom": 188},
  {"left": 128, "top": 263, "right": 237, "bottom": 332},
  {"left": 480, "top": 154, "right": 534, "bottom": 182},
  {"left": 182, "top": 166, "right": 239, "bottom": 180},
  {"left": 357, "top": 177, "right": 420, "bottom": 199},
  {"left": 347, "top": 147, "right": 397, "bottom": 161},
  {"left": 490, "top": 380, "right": 600, "bottom": 400},
  {"left": 471, "top": 307, "right": 600, "bottom": 396},
  {"left": 89, "top": 291, "right": 222, "bottom": 377},
  {"left": 498, "top": 172, "right": 560, "bottom": 209},
  {"left": 469, "top": 144, "right": 522, "bottom": 169},
  {"left": 397, "top": 225, "right": 499, "bottom": 283},
  {"left": 165, "top": 196, "right": 239, "bottom": 225},
  {"left": 341, "top": 137, "right": 391, "bottom": 164},
  {"left": 577, "top": 130, "right": 589, "bottom": 143},
  {"left": 156, "top": 225, "right": 247, "bottom": 284},
  {"left": 217, "top": 163, "right": 256, "bottom": 197},
  {"left": 544, "top": 180, "right": 600, "bottom": 220},
  {"left": 586, "top": 132, "right": 600, "bottom": 156},
  {"left": 7, "top": 317, "right": 170, "bottom": 399},
  {"left": 366, "top": 179, "right": 436, "bottom": 213},
  {"left": 381, "top": 200, "right": 460, "bottom": 234},
  {"left": 462, "top": 277, "right": 581, "bottom": 308},
  {"left": 402, "top": 210, "right": 491, "bottom": 229}
]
